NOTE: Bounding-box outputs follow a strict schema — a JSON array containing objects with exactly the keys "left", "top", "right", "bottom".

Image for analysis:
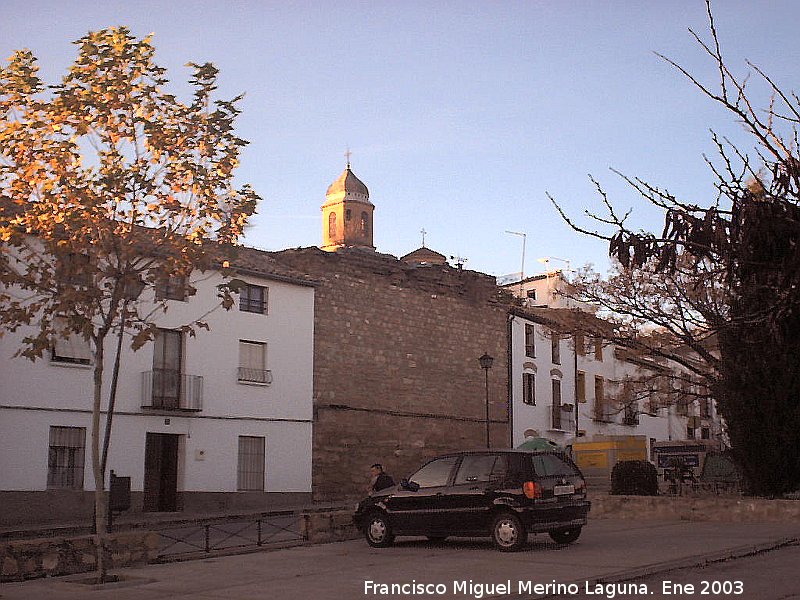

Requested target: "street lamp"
[{"left": 478, "top": 352, "right": 494, "bottom": 448}]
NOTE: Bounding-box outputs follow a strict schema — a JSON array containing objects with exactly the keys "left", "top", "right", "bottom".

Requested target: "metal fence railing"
[
  {"left": 141, "top": 369, "right": 203, "bottom": 411},
  {"left": 153, "top": 512, "right": 306, "bottom": 560}
]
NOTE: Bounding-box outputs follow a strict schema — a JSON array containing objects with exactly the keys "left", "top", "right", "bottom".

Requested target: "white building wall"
[
  {"left": 0, "top": 267, "right": 314, "bottom": 496},
  {"left": 509, "top": 314, "right": 576, "bottom": 447},
  {"left": 510, "top": 312, "right": 681, "bottom": 455}
]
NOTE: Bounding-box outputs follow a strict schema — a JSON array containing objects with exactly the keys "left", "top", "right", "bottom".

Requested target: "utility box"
[{"left": 109, "top": 472, "right": 131, "bottom": 512}]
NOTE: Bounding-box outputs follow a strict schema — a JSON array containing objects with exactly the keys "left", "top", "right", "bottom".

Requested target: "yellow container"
[{"left": 572, "top": 436, "right": 647, "bottom": 474}]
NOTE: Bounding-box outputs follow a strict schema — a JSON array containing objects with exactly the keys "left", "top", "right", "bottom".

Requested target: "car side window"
[
  {"left": 408, "top": 457, "right": 458, "bottom": 488},
  {"left": 532, "top": 454, "right": 579, "bottom": 477},
  {"left": 454, "top": 455, "right": 507, "bottom": 485}
]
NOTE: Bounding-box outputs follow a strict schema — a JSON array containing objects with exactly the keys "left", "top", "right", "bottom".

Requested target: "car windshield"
[{"left": 408, "top": 456, "right": 458, "bottom": 488}]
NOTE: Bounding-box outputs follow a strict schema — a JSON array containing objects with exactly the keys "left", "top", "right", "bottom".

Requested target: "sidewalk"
[
  {"left": 2, "top": 518, "right": 799, "bottom": 599},
  {"left": 0, "top": 500, "right": 353, "bottom": 541}
]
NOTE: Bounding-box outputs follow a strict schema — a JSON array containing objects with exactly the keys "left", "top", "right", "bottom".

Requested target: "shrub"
[{"left": 611, "top": 460, "right": 659, "bottom": 496}]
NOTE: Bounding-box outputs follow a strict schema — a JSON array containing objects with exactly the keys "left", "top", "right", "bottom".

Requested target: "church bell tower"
[{"left": 321, "top": 158, "right": 375, "bottom": 252}]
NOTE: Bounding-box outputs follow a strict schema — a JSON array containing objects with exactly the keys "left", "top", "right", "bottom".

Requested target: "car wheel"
[
  {"left": 549, "top": 527, "right": 582, "bottom": 544},
  {"left": 365, "top": 512, "right": 394, "bottom": 548},
  {"left": 491, "top": 512, "right": 527, "bottom": 552},
  {"left": 426, "top": 536, "right": 448, "bottom": 542}
]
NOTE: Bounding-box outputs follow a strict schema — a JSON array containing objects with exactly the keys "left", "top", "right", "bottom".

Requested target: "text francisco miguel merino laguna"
[{"left": 364, "top": 579, "right": 653, "bottom": 599}]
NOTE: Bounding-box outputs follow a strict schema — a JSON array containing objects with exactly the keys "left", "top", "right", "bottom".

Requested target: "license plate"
[{"left": 554, "top": 484, "right": 575, "bottom": 496}]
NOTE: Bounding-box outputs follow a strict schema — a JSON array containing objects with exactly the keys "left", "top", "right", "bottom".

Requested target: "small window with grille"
[
  {"left": 47, "top": 426, "right": 86, "bottom": 489},
  {"left": 237, "top": 436, "right": 265, "bottom": 491}
]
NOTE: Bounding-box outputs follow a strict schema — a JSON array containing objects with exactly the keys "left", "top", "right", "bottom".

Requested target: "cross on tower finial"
[
  {"left": 420, "top": 228, "right": 427, "bottom": 247},
  {"left": 344, "top": 147, "right": 352, "bottom": 169}
]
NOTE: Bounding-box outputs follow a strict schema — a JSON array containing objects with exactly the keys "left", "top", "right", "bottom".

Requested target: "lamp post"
[{"left": 478, "top": 352, "right": 494, "bottom": 448}]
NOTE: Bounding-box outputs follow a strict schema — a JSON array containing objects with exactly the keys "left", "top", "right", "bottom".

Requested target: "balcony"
[
  {"left": 141, "top": 369, "right": 203, "bottom": 411},
  {"left": 237, "top": 367, "right": 273, "bottom": 385},
  {"left": 550, "top": 403, "right": 576, "bottom": 432}
]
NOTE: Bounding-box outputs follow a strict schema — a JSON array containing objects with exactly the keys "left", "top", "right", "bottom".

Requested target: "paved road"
[
  {"left": 611, "top": 543, "right": 800, "bottom": 600},
  {"left": 2, "top": 519, "right": 798, "bottom": 600}
]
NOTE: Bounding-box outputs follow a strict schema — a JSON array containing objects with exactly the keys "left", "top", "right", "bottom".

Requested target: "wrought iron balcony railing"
[
  {"left": 141, "top": 369, "right": 203, "bottom": 411},
  {"left": 237, "top": 367, "right": 273, "bottom": 385}
]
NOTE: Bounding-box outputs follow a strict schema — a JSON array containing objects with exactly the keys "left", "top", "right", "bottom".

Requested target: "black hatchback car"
[{"left": 353, "top": 449, "right": 590, "bottom": 551}]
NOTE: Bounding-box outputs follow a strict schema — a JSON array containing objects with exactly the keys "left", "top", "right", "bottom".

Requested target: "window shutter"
[
  {"left": 239, "top": 341, "right": 266, "bottom": 370},
  {"left": 53, "top": 317, "right": 92, "bottom": 363}
]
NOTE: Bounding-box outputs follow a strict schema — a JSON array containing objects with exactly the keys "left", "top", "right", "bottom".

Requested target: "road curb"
[{"left": 525, "top": 535, "right": 800, "bottom": 600}]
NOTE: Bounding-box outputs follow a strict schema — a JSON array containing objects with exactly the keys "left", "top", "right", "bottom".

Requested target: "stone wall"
[
  {"left": 302, "top": 509, "right": 360, "bottom": 543},
  {"left": 0, "top": 530, "right": 158, "bottom": 582},
  {"left": 591, "top": 495, "right": 800, "bottom": 522},
  {"left": 274, "top": 248, "right": 511, "bottom": 499}
]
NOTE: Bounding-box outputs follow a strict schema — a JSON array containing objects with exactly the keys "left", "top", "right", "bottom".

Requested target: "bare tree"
[{"left": 551, "top": 2, "right": 800, "bottom": 496}]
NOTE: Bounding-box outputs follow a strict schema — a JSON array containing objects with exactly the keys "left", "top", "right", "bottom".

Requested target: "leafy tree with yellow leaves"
[{"left": 0, "top": 27, "right": 259, "bottom": 580}]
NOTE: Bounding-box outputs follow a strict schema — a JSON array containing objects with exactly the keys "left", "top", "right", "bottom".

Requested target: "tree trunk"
[
  {"left": 91, "top": 333, "right": 108, "bottom": 582},
  {"left": 101, "top": 322, "right": 126, "bottom": 475}
]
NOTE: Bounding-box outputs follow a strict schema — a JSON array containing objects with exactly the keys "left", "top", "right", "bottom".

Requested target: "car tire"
[
  {"left": 549, "top": 527, "right": 582, "bottom": 544},
  {"left": 365, "top": 512, "right": 395, "bottom": 548},
  {"left": 491, "top": 512, "right": 527, "bottom": 552}
]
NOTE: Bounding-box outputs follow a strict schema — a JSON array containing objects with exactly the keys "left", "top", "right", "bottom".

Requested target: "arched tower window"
[
  {"left": 360, "top": 211, "right": 369, "bottom": 236},
  {"left": 328, "top": 212, "right": 337, "bottom": 238}
]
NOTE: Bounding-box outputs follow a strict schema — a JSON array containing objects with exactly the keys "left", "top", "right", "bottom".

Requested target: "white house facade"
[
  {"left": 508, "top": 305, "right": 723, "bottom": 457},
  {"left": 0, "top": 247, "right": 315, "bottom": 525}
]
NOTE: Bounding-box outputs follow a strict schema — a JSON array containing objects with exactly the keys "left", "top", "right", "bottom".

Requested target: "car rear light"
[{"left": 523, "top": 481, "right": 542, "bottom": 499}]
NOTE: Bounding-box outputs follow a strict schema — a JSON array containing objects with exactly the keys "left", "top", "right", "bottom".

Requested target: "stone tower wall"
[{"left": 273, "top": 248, "right": 510, "bottom": 500}]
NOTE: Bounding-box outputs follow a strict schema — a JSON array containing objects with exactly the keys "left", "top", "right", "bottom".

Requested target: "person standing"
[{"left": 368, "top": 463, "right": 395, "bottom": 493}]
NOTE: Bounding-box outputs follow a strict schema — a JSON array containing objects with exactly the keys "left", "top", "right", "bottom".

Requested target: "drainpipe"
[
  {"left": 574, "top": 333, "right": 579, "bottom": 440},
  {"left": 507, "top": 313, "right": 515, "bottom": 448}
]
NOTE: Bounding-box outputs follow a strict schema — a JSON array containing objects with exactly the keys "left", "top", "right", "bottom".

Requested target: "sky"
[{"left": 2, "top": 1, "right": 799, "bottom": 280}]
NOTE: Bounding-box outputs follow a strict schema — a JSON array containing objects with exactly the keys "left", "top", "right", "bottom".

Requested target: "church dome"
[{"left": 326, "top": 166, "right": 369, "bottom": 198}]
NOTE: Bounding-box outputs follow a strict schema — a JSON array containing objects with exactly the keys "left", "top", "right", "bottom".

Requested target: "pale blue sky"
[{"left": 2, "top": 1, "right": 798, "bottom": 278}]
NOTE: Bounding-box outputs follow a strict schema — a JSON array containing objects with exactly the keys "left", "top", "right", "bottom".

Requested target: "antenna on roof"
[
  {"left": 505, "top": 230, "right": 527, "bottom": 295},
  {"left": 450, "top": 254, "right": 468, "bottom": 270}
]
